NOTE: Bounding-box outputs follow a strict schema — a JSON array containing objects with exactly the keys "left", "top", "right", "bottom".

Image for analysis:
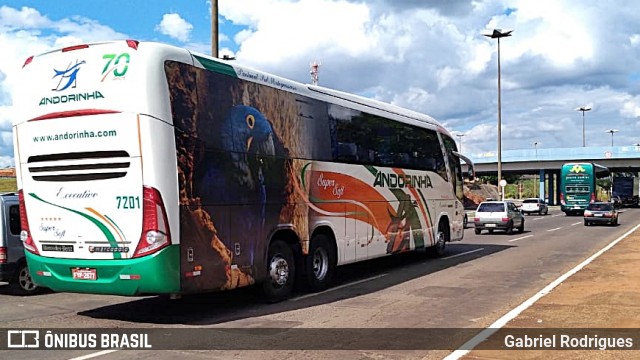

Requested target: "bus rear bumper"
[{"left": 24, "top": 245, "right": 180, "bottom": 296}]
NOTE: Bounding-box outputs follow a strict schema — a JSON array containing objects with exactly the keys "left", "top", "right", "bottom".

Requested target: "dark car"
[
  {"left": 0, "top": 193, "right": 41, "bottom": 295},
  {"left": 583, "top": 202, "right": 619, "bottom": 226}
]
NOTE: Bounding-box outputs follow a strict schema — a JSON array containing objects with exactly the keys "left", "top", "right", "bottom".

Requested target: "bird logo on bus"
[
  {"left": 52, "top": 60, "right": 86, "bottom": 92},
  {"left": 569, "top": 165, "right": 586, "bottom": 173}
]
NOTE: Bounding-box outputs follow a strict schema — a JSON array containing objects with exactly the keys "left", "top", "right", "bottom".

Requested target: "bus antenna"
[{"left": 310, "top": 61, "right": 321, "bottom": 86}]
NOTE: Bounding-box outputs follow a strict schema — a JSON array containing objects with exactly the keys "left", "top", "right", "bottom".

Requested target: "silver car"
[
  {"left": 521, "top": 198, "right": 549, "bottom": 215},
  {"left": 473, "top": 200, "right": 525, "bottom": 235}
]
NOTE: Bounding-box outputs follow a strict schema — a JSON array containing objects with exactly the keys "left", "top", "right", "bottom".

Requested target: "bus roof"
[{"left": 16, "top": 40, "right": 451, "bottom": 137}]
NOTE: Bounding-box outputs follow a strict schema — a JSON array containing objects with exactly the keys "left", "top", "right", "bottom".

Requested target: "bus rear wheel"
[
  {"left": 305, "top": 234, "right": 336, "bottom": 292},
  {"left": 262, "top": 240, "right": 295, "bottom": 303}
]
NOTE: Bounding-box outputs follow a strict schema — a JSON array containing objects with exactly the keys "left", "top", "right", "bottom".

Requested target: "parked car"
[
  {"left": 584, "top": 202, "right": 619, "bottom": 226},
  {"left": 473, "top": 200, "right": 525, "bottom": 235},
  {"left": 521, "top": 198, "right": 549, "bottom": 215},
  {"left": 0, "top": 193, "right": 41, "bottom": 295}
]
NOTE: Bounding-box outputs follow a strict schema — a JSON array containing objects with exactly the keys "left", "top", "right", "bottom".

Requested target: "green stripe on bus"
[
  {"left": 193, "top": 55, "right": 238, "bottom": 77},
  {"left": 28, "top": 193, "right": 121, "bottom": 259}
]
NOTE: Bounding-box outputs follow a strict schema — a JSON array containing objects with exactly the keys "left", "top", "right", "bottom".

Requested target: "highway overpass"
[{"left": 464, "top": 145, "right": 640, "bottom": 205}]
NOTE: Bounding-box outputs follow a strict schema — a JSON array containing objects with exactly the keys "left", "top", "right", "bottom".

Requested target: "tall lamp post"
[
  {"left": 532, "top": 141, "right": 539, "bottom": 198},
  {"left": 456, "top": 133, "right": 465, "bottom": 152},
  {"left": 576, "top": 106, "right": 591, "bottom": 147},
  {"left": 484, "top": 29, "right": 512, "bottom": 201},
  {"left": 606, "top": 129, "right": 619, "bottom": 147},
  {"left": 211, "top": 0, "right": 219, "bottom": 58}
]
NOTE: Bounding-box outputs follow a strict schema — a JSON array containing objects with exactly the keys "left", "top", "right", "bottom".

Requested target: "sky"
[{"left": 2, "top": 0, "right": 640, "bottom": 167}]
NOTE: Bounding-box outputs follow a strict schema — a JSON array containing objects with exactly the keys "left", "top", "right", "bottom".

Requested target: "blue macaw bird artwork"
[
  {"left": 52, "top": 60, "right": 86, "bottom": 91},
  {"left": 198, "top": 105, "right": 278, "bottom": 267}
]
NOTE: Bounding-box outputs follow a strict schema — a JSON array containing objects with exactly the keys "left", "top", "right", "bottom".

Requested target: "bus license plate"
[{"left": 72, "top": 268, "right": 97, "bottom": 280}]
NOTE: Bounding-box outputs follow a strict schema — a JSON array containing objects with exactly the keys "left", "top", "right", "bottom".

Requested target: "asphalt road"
[{"left": 1, "top": 207, "right": 636, "bottom": 360}]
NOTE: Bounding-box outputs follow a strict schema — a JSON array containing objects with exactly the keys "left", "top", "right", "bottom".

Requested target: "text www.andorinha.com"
[{"left": 32, "top": 129, "right": 117, "bottom": 143}]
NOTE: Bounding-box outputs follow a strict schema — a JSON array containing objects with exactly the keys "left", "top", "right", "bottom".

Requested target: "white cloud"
[{"left": 155, "top": 13, "right": 193, "bottom": 42}]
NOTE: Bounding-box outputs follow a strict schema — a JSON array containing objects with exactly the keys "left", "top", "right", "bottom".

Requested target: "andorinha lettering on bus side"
[
  {"left": 503, "top": 334, "right": 633, "bottom": 350},
  {"left": 373, "top": 172, "right": 433, "bottom": 189}
]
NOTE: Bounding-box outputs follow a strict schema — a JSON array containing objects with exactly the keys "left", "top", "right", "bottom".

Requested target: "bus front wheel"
[
  {"left": 262, "top": 240, "right": 295, "bottom": 303},
  {"left": 305, "top": 234, "right": 336, "bottom": 292}
]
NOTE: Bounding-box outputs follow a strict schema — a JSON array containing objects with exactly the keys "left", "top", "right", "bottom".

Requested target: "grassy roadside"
[{"left": 0, "top": 178, "right": 17, "bottom": 193}]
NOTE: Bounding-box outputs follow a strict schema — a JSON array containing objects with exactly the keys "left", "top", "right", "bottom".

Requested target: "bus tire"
[
  {"left": 262, "top": 240, "right": 295, "bottom": 303},
  {"left": 10, "top": 261, "right": 40, "bottom": 296},
  {"left": 428, "top": 222, "right": 448, "bottom": 257},
  {"left": 305, "top": 234, "right": 336, "bottom": 292}
]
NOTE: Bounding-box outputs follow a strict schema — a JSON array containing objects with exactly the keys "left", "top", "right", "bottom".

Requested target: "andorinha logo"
[
  {"left": 569, "top": 165, "right": 587, "bottom": 173},
  {"left": 39, "top": 59, "right": 105, "bottom": 106}
]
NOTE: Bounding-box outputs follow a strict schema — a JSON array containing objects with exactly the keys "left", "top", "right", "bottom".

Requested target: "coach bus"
[
  {"left": 560, "top": 162, "right": 609, "bottom": 215},
  {"left": 13, "top": 40, "right": 474, "bottom": 301}
]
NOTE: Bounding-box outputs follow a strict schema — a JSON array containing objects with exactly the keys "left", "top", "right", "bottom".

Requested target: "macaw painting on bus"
[{"left": 166, "top": 61, "right": 317, "bottom": 293}]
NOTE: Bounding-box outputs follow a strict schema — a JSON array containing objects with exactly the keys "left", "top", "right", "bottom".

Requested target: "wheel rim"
[
  {"left": 312, "top": 247, "right": 329, "bottom": 281},
  {"left": 436, "top": 231, "right": 445, "bottom": 250},
  {"left": 268, "top": 255, "right": 289, "bottom": 287},
  {"left": 18, "top": 267, "right": 36, "bottom": 292}
]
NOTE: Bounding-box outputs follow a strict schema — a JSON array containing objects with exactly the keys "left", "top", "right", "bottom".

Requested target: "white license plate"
[
  {"left": 72, "top": 268, "right": 97, "bottom": 281},
  {"left": 573, "top": 206, "right": 580, "bottom": 209},
  {"left": 485, "top": 224, "right": 496, "bottom": 228},
  {"left": 594, "top": 214, "right": 603, "bottom": 217}
]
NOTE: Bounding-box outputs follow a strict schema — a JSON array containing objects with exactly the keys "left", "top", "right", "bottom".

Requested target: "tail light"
[
  {"left": 133, "top": 186, "right": 171, "bottom": 258},
  {"left": 590, "top": 192, "right": 596, "bottom": 203},
  {"left": 502, "top": 217, "right": 509, "bottom": 222},
  {"left": 0, "top": 247, "right": 6, "bottom": 263},
  {"left": 473, "top": 217, "right": 480, "bottom": 222},
  {"left": 559, "top": 193, "right": 565, "bottom": 205},
  {"left": 18, "top": 190, "right": 39, "bottom": 255},
  {"left": 584, "top": 210, "right": 592, "bottom": 217}
]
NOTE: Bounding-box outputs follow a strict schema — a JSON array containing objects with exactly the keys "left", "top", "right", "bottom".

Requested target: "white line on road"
[
  {"left": 68, "top": 350, "right": 119, "bottom": 360},
  {"left": 533, "top": 217, "right": 545, "bottom": 221},
  {"left": 289, "top": 273, "right": 388, "bottom": 302},
  {"left": 442, "top": 248, "right": 484, "bottom": 260},
  {"left": 546, "top": 227, "right": 562, "bottom": 232},
  {"left": 571, "top": 222, "right": 582, "bottom": 226},
  {"left": 508, "top": 235, "right": 533, "bottom": 242},
  {"left": 441, "top": 222, "right": 640, "bottom": 360},
  {"left": 551, "top": 214, "right": 563, "bottom": 217}
]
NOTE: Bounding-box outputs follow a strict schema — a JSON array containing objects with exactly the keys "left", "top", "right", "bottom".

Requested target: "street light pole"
[
  {"left": 532, "top": 142, "right": 539, "bottom": 198},
  {"left": 456, "top": 133, "right": 465, "bottom": 152},
  {"left": 211, "top": 0, "right": 219, "bottom": 58},
  {"left": 606, "top": 129, "right": 619, "bottom": 147},
  {"left": 576, "top": 106, "right": 591, "bottom": 147},
  {"left": 484, "top": 29, "right": 512, "bottom": 201}
]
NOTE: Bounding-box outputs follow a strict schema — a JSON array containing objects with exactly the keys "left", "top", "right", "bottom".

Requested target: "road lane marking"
[
  {"left": 551, "top": 214, "right": 563, "bottom": 217},
  {"left": 546, "top": 227, "right": 562, "bottom": 232},
  {"left": 533, "top": 217, "right": 545, "bottom": 221},
  {"left": 68, "top": 350, "right": 119, "bottom": 360},
  {"left": 508, "top": 235, "right": 533, "bottom": 242},
  {"left": 442, "top": 222, "right": 640, "bottom": 360},
  {"left": 571, "top": 222, "right": 582, "bottom": 226},
  {"left": 442, "top": 248, "right": 484, "bottom": 260},
  {"left": 290, "top": 273, "right": 388, "bottom": 301}
]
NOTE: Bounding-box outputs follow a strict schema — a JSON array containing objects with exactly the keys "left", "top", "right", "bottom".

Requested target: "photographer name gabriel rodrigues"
[{"left": 504, "top": 334, "right": 634, "bottom": 350}]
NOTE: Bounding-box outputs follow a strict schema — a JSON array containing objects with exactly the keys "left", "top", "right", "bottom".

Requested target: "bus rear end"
[
  {"left": 13, "top": 41, "right": 182, "bottom": 295},
  {"left": 560, "top": 163, "right": 596, "bottom": 215}
]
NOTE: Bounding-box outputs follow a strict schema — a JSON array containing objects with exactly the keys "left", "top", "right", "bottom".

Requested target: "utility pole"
[{"left": 211, "top": 0, "right": 218, "bottom": 58}]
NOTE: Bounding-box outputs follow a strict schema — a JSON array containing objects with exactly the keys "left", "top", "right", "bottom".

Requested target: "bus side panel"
[{"left": 166, "top": 62, "right": 324, "bottom": 292}]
